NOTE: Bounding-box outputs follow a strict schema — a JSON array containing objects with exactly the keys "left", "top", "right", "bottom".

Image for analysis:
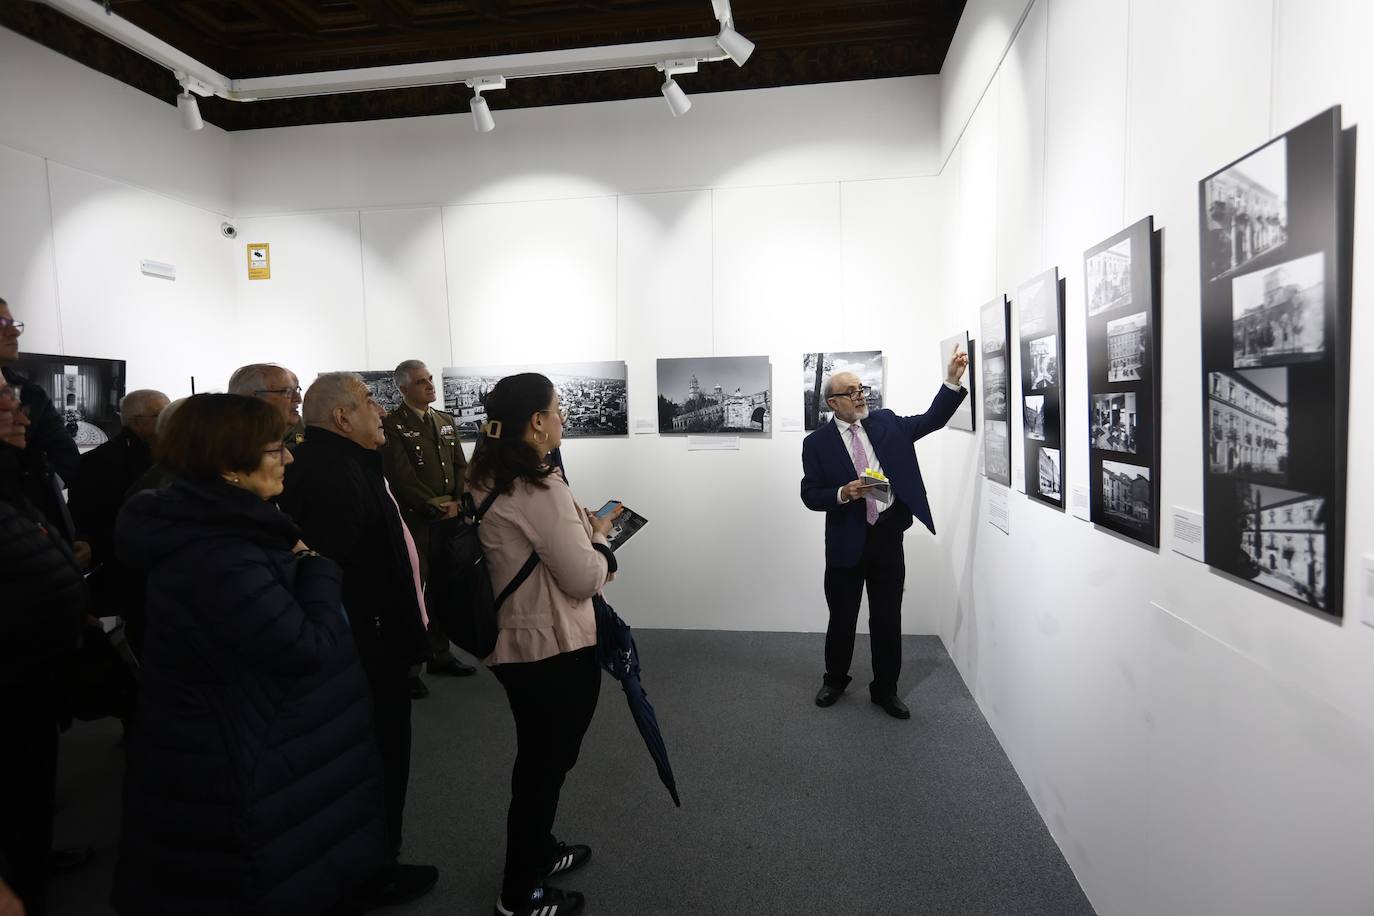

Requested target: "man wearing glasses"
[
  {"left": 800, "top": 347, "right": 969, "bottom": 719},
  {"left": 228, "top": 363, "right": 306, "bottom": 448},
  {"left": 0, "top": 297, "right": 82, "bottom": 543}
]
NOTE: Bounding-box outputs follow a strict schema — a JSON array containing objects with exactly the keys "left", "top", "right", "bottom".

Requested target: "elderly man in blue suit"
[{"left": 801, "top": 347, "right": 968, "bottom": 719}]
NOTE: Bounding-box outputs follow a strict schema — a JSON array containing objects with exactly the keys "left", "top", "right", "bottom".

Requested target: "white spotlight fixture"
[
  {"left": 465, "top": 74, "right": 506, "bottom": 133},
  {"left": 660, "top": 78, "right": 692, "bottom": 117},
  {"left": 175, "top": 75, "right": 204, "bottom": 131},
  {"left": 715, "top": 25, "right": 755, "bottom": 66}
]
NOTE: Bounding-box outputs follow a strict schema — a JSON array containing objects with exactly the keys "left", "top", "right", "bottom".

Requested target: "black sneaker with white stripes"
[
  {"left": 544, "top": 842, "right": 591, "bottom": 879},
  {"left": 494, "top": 885, "right": 585, "bottom": 916}
]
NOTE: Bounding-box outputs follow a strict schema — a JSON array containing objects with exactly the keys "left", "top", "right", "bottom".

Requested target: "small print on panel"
[
  {"left": 938, "top": 332, "right": 975, "bottom": 431},
  {"left": 801, "top": 351, "right": 882, "bottom": 431},
  {"left": 1015, "top": 268, "right": 1065, "bottom": 509},
  {"left": 1084, "top": 215, "right": 1160, "bottom": 547},
  {"left": 443, "top": 361, "right": 629, "bottom": 439},
  {"left": 8, "top": 353, "right": 127, "bottom": 451},
  {"left": 979, "top": 297, "right": 1011, "bottom": 486},
  {"left": 1197, "top": 106, "right": 1351, "bottom": 616},
  {"left": 657, "top": 356, "right": 771, "bottom": 434}
]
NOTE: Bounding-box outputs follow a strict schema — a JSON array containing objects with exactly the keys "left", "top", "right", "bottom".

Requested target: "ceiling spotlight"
[
  {"left": 661, "top": 78, "right": 692, "bottom": 117},
  {"left": 465, "top": 74, "right": 506, "bottom": 134},
  {"left": 470, "top": 95, "right": 495, "bottom": 133},
  {"left": 716, "top": 25, "right": 755, "bottom": 66},
  {"left": 177, "top": 88, "right": 203, "bottom": 131}
]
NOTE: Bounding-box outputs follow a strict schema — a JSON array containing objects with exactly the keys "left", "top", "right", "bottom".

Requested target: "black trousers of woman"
[
  {"left": 492, "top": 646, "right": 601, "bottom": 903},
  {"left": 0, "top": 689, "right": 58, "bottom": 916}
]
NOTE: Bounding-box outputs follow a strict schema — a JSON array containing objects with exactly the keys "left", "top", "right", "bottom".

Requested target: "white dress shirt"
[{"left": 834, "top": 382, "right": 963, "bottom": 511}]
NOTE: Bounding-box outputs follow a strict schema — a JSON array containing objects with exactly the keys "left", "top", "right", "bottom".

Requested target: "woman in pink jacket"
[{"left": 465, "top": 373, "right": 619, "bottom": 916}]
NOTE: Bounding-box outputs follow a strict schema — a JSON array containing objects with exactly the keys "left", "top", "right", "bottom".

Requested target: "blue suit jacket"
[{"left": 800, "top": 385, "right": 967, "bottom": 568}]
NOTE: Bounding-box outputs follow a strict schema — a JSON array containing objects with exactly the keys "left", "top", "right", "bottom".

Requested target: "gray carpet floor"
[{"left": 48, "top": 631, "right": 1096, "bottom": 916}]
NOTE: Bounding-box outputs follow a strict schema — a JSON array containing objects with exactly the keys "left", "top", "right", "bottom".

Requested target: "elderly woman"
[
  {"left": 112, "top": 394, "right": 386, "bottom": 916},
  {"left": 465, "top": 373, "right": 621, "bottom": 916},
  {"left": 0, "top": 380, "right": 86, "bottom": 916}
]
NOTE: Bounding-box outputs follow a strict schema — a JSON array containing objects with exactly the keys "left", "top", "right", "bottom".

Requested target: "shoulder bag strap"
[{"left": 494, "top": 551, "right": 540, "bottom": 609}]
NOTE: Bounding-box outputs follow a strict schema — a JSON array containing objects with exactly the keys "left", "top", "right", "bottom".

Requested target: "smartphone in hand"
[{"left": 595, "top": 500, "right": 623, "bottom": 518}]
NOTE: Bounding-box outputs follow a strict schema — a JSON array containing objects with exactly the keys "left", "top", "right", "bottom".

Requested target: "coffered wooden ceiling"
[{"left": 3, "top": 0, "right": 967, "bottom": 130}]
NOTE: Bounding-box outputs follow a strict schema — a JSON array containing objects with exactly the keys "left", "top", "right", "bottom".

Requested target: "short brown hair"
[{"left": 157, "top": 393, "right": 286, "bottom": 480}]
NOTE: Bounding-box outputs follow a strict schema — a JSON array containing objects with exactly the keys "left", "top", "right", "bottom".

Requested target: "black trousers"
[
  {"left": 0, "top": 691, "right": 59, "bottom": 916},
  {"left": 365, "top": 662, "right": 412, "bottom": 858},
  {"left": 823, "top": 508, "right": 907, "bottom": 700},
  {"left": 492, "top": 647, "right": 601, "bottom": 903}
]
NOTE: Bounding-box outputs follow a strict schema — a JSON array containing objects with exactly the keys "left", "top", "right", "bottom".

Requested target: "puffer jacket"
[{"left": 112, "top": 477, "right": 386, "bottom": 916}]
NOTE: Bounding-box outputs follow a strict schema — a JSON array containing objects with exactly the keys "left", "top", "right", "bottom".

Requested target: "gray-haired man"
[{"left": 228, "top": 362, "right": 305, "bottom": 447}]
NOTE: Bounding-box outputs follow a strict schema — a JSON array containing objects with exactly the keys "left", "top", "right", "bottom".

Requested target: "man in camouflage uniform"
[{"left": 381, "top": 360, "right": 475, "bottom": 692}]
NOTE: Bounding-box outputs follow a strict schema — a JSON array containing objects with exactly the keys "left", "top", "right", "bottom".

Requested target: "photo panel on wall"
[
  {"left": 938, "top": 333, "right": 975, "bottom": 431},
  {"left": 657, "top": 356, "right": 771, "bottom": 434},
  {"left": 1197, "top": 105, "right": 1351, "bottom": 617},
  {"left": 9, "top": 353, "right": 126, "bottom": 451},
  {"left": 344, "top": 370, "right": 406, "bottom": 413},
  {"left": 979, "top": 296, "right": 1011, "bottom": 486},
  {"left": 801, "top": 351, "right": 883, "bottom": 431},
  {"left": 442, "top": 361, "right": 629, "bottom": 439},
  {"left": 1016, "top": 268, "right": 1065, "bottom": 508},
  {"left": 1084, "top": 215, "right": 1161, "bottom": 547}
]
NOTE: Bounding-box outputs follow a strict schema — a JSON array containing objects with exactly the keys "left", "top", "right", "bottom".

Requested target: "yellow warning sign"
[{"left": 247, "top": 243, "right": 271, "bottom": 280}]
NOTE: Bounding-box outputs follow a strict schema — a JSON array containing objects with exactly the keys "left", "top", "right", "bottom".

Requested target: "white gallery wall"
[
  {"left": 931, "top": 1, "right": 1374, "bottom": 915},
  {"left": 1, "top": 2, "right": 1373, "bottom": 912}
]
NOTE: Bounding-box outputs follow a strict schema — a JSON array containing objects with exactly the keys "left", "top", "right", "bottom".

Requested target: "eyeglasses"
[
  {"left": 256, "top": 387, "right": 302, "bottom": 398},
  {"left": 0, "top": 317, "right": 23, "bottom": 334},
  {"left": 263, "top": 445, "right": 288, "bottom": 462},
  {"left": 540, "top": 407, "right": 568, "bottom": 423},
  {"left": 828, "top": 386, "right": 872, "bottom": 402}
]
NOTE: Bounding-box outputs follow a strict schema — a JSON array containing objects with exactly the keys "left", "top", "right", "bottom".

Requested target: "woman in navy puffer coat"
[{"left": 112, "top": 394, "right": 386, "bottom": 916}]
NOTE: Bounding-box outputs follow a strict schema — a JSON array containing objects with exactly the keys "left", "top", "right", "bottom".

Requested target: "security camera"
[{"left": 220, "top": 221, "right": 238, "bottom": 239}]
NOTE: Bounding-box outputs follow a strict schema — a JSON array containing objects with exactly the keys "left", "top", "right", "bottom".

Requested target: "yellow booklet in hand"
[{"left": 861, "top": 468, "right": 892, "bottom": 505}]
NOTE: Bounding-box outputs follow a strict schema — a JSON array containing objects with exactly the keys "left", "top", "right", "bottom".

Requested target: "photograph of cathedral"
[
  {"left": 443, "top": 360, "right": 628, "bottom": 438},
  {"left": 801, "top": 350, "right": 883, "bottom": 430},
  {"left": 8, "top": 352, "right": 125, "bottom": 450},
  {"left": 657, "top": 355, "right": 771, "bottom": 433}
]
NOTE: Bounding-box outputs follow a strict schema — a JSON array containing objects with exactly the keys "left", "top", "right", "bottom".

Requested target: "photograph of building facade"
[
  {"left": 801, "top": 351, "right": 883, "bottom": 430},
  {"left": 1023, "top": 395, "right": 1045, "bottom": 440},
  {"left": 984, "top": 420, "right": 1009, "bottom": 482},
  {"left": 1028, "top": 334, "right": 1057, "bottom": 390},
  {"left": 1203, "top": 137, "right": 1288, "bottom": 281},
  {"left": 1106, "top": 311, "right": 1147, "bottom": 382},
  {"left": 1091, "top": 392, "right": 1137, "bottom": 454},
  {"left": 349, "top": 369, "right": 405, "bottom": 413},
  {"left": 1231, "top": 251, "right": 1326, "bottom": 367},
  {"left": 10, "top": 352, "right": 126, "bottom": 449},
  {"left": 658, "top": 356, "right": 770, "bottom": 433},
  {"left": 1101, "top": 460, "right": 1151, "bottom": 528},
  {"left": 1207, "top": 369, "right": 1288, "bottom": 480},
  {"left": 1236, "top": 485, "right": 1326, "bottom": 609},
  {"left": 1038, "top": 447, "right": 1061, "bottom": 501},
  {"left": 1087, "top": 237, "right": 1132, "bottom": 316},
  {"left": 982, "top": 355, "right": 1007, "bottom": 415},
  {"left": 443, "top": 361, "right": 629, "bottom": 438},
  {"left": 1017, "top": 277, "right": 1051, "bottom": 337}
]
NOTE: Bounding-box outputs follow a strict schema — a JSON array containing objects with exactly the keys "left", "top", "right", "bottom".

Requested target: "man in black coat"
[
  {"left": 0, "top": 298, "right": 82, "bottom": 549},
  {"left": 0, "top": 381, "right": 87, "bottom": 916},
  {"left": 277, "top": 372, "right": 438, "bottom": 907},
  {"left": 68, "top": 389, "right": 168, "bottom": 650}
]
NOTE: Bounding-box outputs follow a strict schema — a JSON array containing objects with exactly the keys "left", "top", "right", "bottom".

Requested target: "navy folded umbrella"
[{"left": 593, "top": 594, "right": 681, "bottom": 808}]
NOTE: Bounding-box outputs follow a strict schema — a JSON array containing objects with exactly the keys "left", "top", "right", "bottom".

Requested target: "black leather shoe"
[
  {"left": 407, "top": 675, "right": 430, "bottom": 699},
  {"left": 815, "top": 683, "right": 844, "bottom": 707},
  {"left": 872, "top": 695, "right": 911, "bottom": 719},
  {"left": 364, "top": 863, "right": 439, "bottom": 907},
  {"left": 427, "top": 657, "right": 477, "bottom": 677}
]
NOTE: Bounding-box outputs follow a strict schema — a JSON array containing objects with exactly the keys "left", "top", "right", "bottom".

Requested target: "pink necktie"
[
  {"left": 383, "top": 479, "right": 429, "bottom": 627},
  {"left": 849, "top": 426, "right": 879, "bottom": 526}
]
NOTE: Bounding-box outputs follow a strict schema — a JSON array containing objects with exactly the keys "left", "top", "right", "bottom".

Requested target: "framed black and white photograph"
[
  {"left": 1037, "top": 447, "right": 1062, "bottom": 502},
  {"left": 443, "top": 361, "right": 629, "bottom": 439},
  {"left": 1198, "top": 106, "right": 1351, "bottom": 617},
  {"left": 1231, "top": 251, "right": 1325, "bottom": 367},
  {"left": 938, "top": 333, "right": 975, "bottom": 431},
  {"left": 1016, "top": 268, "right": 1064, "bottom": 508},
  {"left": 1101, "top": 460, "right": 1152, "bottom": 532},
  {"left": 657, "top": 356, "right": 770, "bottom": 434},
  {"left": 801, "top": 351, "right": 883, "bottom": 431},
  {"left": 1085, "top": 216, "right": 1160, "bottom": 546},
  {"left": 1203, "top": 135, "right": 1288, "bottom": 282},
  {"left": 345, "top": 370, "right": 405, "bottom": 412},
  {"left": 1087, "top": 237, "right": 1133, "bottom": 317},
  {"left": 9, "top": 352, "right": 126, "bottom": 451},
  {"left": 979, "top": 296, "right": 1011, "bottom": 486}
]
